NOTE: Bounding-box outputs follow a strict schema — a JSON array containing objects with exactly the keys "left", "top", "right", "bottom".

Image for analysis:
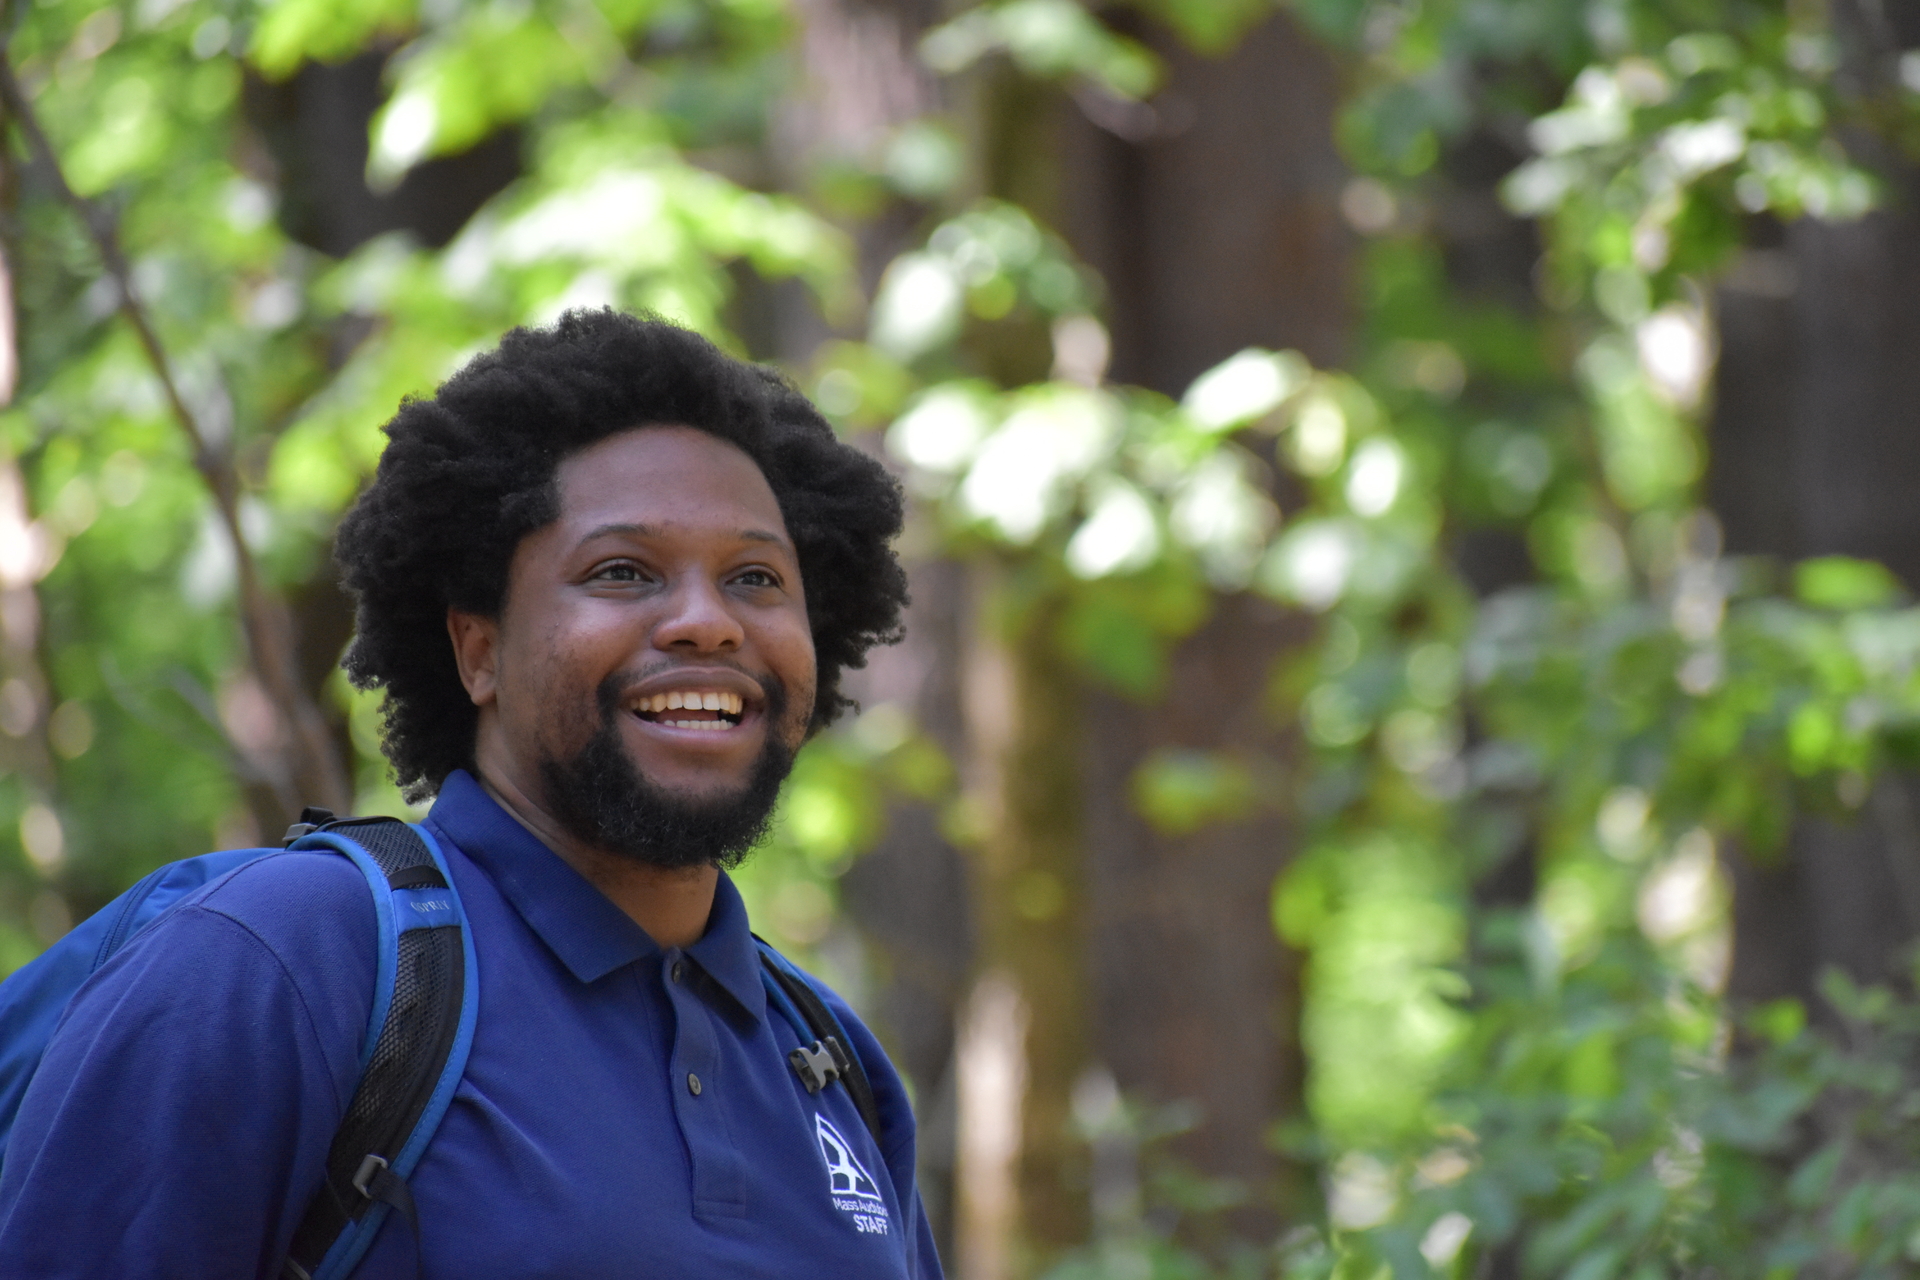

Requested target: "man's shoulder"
[
  {"left": 185, "top": 847, "right": 377, "bottom": 944},
  {"left": 0, "top": 855, "right": 388, "bottom": 1274},
  {"left": 103, "top": 847, "right": 380, "bottom": 1014}
]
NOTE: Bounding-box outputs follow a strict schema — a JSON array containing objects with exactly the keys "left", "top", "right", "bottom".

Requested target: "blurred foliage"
[
  {"left": 11, "top": 0, "right": 1920, "bottom": 1274},
  {"left": 1253, "top": 0, "right": 1920, "bottom": 1273},
  {"left": 1040, "top": 1075, "right": 1278, "bottom": 1280}
]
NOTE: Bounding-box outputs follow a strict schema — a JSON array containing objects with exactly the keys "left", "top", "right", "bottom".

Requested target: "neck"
[{"left": 471, "top": 762, "right": 718, "bottom": 951}]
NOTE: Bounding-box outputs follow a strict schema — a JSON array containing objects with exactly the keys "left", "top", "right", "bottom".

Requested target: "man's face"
[{"left": 457, "top": 425, "right": 817, "bottom": 865}]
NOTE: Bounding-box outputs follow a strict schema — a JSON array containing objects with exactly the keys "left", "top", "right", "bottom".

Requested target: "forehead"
[{"left": 552, "top": 426, "right": 789, "bottom": 541}]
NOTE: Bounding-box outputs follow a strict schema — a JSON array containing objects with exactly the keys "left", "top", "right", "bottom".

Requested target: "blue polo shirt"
[{"left": 0, "top": 770, "right": 941, "bottom": 1279}]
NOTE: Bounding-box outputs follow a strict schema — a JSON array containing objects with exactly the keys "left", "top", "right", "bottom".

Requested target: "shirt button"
[
  {"left": 670, "top": 961, "right": 685, "bottom": 984},
  {"left": 687, "top": 1073, "right": 703, "bottom": 1096}
]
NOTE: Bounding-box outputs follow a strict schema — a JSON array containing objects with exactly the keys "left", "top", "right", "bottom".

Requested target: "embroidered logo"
[{"left": 815, "top": 1113, "right": 890, "bottom": 1235}]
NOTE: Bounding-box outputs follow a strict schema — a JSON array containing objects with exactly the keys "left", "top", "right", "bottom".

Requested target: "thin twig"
[{"left": 0, "top": 51, "right": 349, "bottom": 816}]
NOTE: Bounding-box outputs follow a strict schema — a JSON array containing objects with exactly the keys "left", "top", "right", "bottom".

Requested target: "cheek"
[
  {"left": 502, "top": 629, "right": 603, "bottom": 744},
  {"left": 771, "top": 618, "right": 818, "bottom": 721}
]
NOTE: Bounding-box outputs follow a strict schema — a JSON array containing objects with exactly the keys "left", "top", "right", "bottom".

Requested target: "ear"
[{"left": 447, "top": 608, "right": 500, "bottom": 707}]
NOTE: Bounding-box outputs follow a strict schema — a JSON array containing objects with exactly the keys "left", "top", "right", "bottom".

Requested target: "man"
[{"left": 0, "top": 310, "right": 939, "bottom": 1277}]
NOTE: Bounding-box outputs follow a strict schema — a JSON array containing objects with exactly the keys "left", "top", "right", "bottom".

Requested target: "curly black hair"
[{"left": 333, "top": 309, "right": 908, "bottom": 801}]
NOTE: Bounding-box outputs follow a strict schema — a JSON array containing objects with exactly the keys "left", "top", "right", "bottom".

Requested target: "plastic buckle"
[
  {"left": 282, "top": 807, "right": 337, "bottom": 847},
  {"left": 788, "top": 1036, "right": 850, "bottom": 1093}
]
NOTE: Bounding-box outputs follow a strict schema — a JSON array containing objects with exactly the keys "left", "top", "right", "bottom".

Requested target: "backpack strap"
[
  {"left": 279, "top": 819, "right": 478, "bottom": 1280},
  {"left": 752, "top": 937, "right": 884, "bottom": 1148}
]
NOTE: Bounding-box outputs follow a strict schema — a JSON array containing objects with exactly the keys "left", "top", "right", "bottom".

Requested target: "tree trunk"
[
  {"left": 839, "top": 556, "right": 975, "bottom": 1257},
  {"left": 1057, "top": 10, "right": 1350, "bottom": 1234},
  {"left": 959, "top": 570, "right": 1092, "bottom": 1270},
  {"left": 1080, "top": 597, "right": 1316, "bottom": 1225},
  {"left": 1709, "top": 0, "right": 1920, "bottom": 1007},
  {"left": 842, "top": 9, "right": 1355, "bottom": 1270}
]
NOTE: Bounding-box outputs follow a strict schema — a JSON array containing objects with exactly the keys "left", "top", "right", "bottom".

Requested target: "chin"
[{"left": 542, "top": 716, "right": 797, "bottom": 872}]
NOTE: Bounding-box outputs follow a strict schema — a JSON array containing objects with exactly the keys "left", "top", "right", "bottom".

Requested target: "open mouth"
[{"left": 632, "top": 690, "right": 747, "bottom": 733}]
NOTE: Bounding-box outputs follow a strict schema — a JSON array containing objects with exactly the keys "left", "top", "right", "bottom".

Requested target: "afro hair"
[{"left": 333, "top": 309, "right": 909, "bottom": 801}]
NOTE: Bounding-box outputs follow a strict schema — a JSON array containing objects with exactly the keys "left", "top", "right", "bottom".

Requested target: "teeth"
[{"left": 636, "top": 691, "right": 745, "bottom": 717}]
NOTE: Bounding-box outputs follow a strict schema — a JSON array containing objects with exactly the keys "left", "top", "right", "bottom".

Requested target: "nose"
[{"left": 651, "top": 574, "right": 746, "bottom": 654}]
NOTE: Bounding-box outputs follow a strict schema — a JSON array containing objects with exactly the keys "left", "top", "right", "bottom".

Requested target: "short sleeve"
[{"left": 0, "top": 852, "right": 377, "bottom": 1279}]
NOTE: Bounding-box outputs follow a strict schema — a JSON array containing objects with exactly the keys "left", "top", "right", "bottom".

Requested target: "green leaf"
[
  {"left": 921, "top": 0, "right": 1160, "bottom": 100},
  {"left": 1131, "top": 0, "right": 1275, "bottom": 54},
  {"left": 1786, "top": 1141, "right": 1846, "bottom": 1209},
  {"left": 1746, "top": 997, "right": 1806, "bottom": 1046},
  {"left": 250, "top": 0, "right": 419, "bottom": 79},
  {"left": 1563, "top": 1030, "right": 1620, "bottom": 1100},
  {"left": 1794, "top": 556, "right": 1903, "bottom": 610},
  {"left": 1129, "top": 748, "right": 1259, "bottom": 836}
]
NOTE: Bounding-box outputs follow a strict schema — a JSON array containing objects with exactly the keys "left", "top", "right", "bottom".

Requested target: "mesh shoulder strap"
[{"left": 280, "top": 819, "right": 478, "bottom": 1280}]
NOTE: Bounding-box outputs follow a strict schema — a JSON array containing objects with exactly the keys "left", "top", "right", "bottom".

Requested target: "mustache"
[{"left": 596, "top": 664, "right": 787, "bottom": 717}]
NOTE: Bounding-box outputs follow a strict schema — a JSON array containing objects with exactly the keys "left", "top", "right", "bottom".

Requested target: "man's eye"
[
  {"left": 734, "top": 569, "right": 778, "bottom": 588},
  {"left": 595, "top": 563, "right": 643, "bottom": 582}
]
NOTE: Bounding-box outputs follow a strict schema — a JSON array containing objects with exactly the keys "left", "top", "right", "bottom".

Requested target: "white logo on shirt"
[{"left": 815, "top": 1113, "right": 890, "bottom": 1235}]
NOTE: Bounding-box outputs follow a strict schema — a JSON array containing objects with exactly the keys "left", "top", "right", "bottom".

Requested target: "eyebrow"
[{"left": 577, "top": 521, "right": 790, "bottom": 548}]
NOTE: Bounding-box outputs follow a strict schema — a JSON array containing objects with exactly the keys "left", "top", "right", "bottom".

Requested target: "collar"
[{"left": 426, "top": 769, "right": 766, "bottom": 1021}]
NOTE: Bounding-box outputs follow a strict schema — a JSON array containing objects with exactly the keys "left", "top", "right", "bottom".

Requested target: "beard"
[{"left": 539, "top": 671, "right": 796, "bottom": 871}]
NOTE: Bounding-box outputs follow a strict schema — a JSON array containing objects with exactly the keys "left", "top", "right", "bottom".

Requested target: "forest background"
[{"left": 7, "top": 0, "right": 1920, "bottom": 1274}]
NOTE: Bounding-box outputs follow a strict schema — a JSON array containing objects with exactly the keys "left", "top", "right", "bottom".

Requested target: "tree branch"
[{"left": 0, "top": 53, "right": 351, "bottom": 818}]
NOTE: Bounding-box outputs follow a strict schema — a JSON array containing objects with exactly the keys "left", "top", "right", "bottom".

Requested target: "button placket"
[{"left": 660, "top": 949, "right": 745, "bottom": 1216}]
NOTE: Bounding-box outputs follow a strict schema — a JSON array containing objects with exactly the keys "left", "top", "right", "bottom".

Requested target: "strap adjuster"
[
  {"left": 351, "top": 1153, "right": 391, "bottom": 1199},
  {"left": 349, "top": 1152, "right": 420, "bottom": 1235}
]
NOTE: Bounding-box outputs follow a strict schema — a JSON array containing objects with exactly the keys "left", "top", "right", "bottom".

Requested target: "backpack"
[
  {"left": 0, "top": 811, "right": 477, "bottom": 1280},
  {"left": 0, "top": 808, "right": 884, "bottom": 1279}
]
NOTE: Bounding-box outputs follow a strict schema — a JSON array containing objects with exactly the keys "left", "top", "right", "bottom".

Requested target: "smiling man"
[{"left": 0, "top": 311, "right": 938, "bottom": 1278}]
